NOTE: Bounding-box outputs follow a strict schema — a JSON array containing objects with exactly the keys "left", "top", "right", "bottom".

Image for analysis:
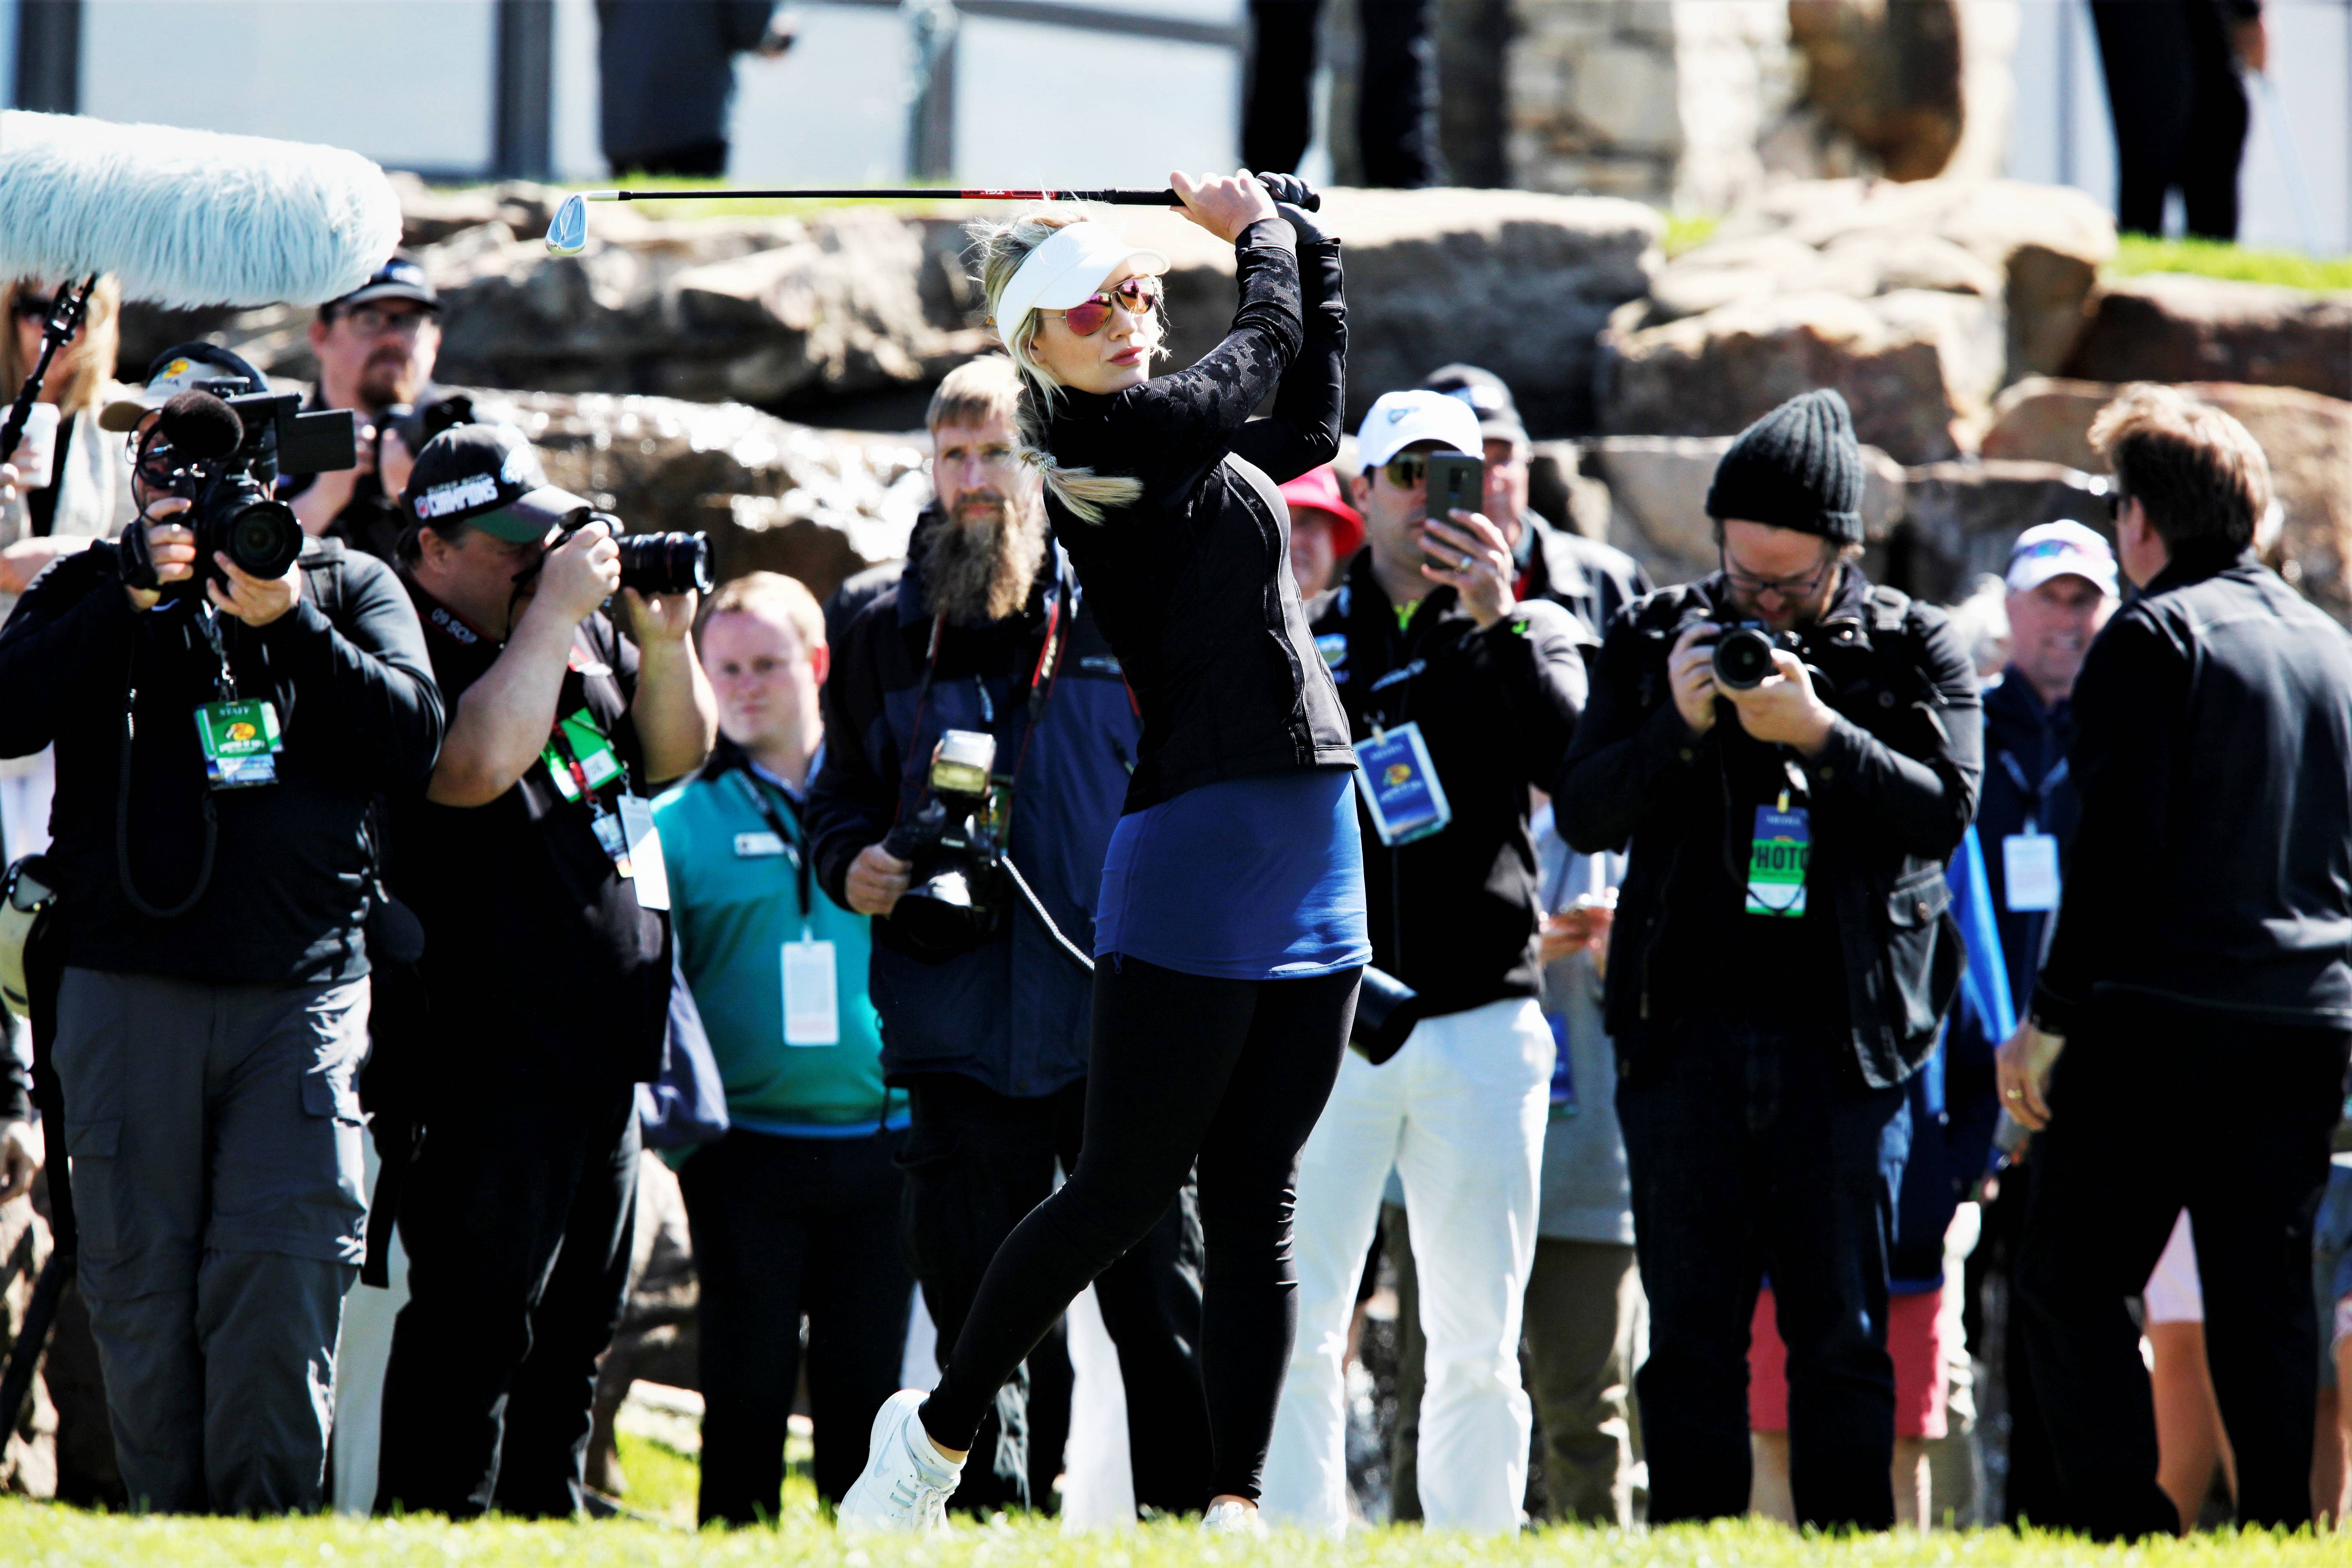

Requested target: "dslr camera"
[
  {"left": 552, "top": 510, "right": 715, "bottom": 598},
  {"left": 882, "top": 729, "right": 1005, "bottom": 957},
  {"left": 129, "top": 391, "right": 356, "bottom": 588}
]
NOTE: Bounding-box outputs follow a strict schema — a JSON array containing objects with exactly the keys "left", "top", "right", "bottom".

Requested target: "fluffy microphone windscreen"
[
  {"left": 0, "top": 111, "right": 402, "bottom": 307},
  {"left": 157, "top": 392, "right": 245, "bottom": 462}
]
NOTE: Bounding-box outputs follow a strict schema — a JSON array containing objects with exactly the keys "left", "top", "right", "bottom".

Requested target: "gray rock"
[
  {"left": 1896, "top": 459, "right": 2110, "bottom": 603},
  {"left": 2063, "top": 274, "right": 2352, "bottom": 403}
]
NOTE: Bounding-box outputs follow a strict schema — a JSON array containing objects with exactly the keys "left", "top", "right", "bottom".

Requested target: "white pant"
[{"left": 1263, "top": 995, "right": 1553, "bottom": 1534}]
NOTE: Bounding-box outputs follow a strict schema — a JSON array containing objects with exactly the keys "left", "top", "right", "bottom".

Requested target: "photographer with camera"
[
  {"left": 373, "top": 424, "right": 714, "bottom": 1519},
  {"left": 2000, "top": 387, "right": 2352, "bottom": 1537},
  {"left": 0, "top": 340, "right": 444, "bottom": 1514},
  {"left": 1263, "top": 389, "right": 1586, "bottom": 1535},
  {"left": 1556, "top": 389, "right": 1981, "bottom": 1530},
  {"left": 283, "top": 255, "right": 457, "bottom": 562},
  {"left": 805, "top": 357, "right": 1208, "bottom": 1517}
]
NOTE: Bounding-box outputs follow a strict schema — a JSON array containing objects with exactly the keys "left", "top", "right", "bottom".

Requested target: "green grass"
[
  {"left": 2109, "top": 234, "right": 2352, "bottom": 291},
  {"left": 3, "top": 1500, "right": 2348, "bottom": 1566}
]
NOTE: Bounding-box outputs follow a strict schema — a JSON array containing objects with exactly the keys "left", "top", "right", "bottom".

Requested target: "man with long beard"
[{"left": 807, "top": 357, "right": 1208, "bottom": 1517}]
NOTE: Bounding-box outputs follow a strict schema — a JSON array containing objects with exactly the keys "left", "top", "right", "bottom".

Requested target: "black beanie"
[{"left": 1705, "top": 389, "right": 1866, "bottom": 544}]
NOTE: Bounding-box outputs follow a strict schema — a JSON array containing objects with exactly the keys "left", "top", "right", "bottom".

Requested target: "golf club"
[{"left": 545, "top": 185, "right": 1319, "bottom": 256}]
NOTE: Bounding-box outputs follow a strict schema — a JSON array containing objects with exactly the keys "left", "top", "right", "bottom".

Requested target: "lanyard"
[
  {"left": 732, "top": 766, "right": 816, "bottom": 928},
  {"left": 1994, "top": 750, "right": 2068, "bottom": 832},
  {"left": 895, "top": 558, "right": 1077, "bottom": 818},
  {"left": 547, "top": 713, "right": 618, "bottom": 818}
]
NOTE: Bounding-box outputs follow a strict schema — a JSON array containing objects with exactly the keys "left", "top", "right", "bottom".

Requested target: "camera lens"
[
  {"left": 1712, "top": 625, "right": 1778, "bottom": 691},
  {"left": 615, "top": 531, "right": 715, "bottom": 597},
  {"left": 222, "top": 498, "right": 305, "bottom": 580}
]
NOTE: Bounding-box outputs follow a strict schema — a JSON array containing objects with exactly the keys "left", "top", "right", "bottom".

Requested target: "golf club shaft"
[{"left": 590, "top": 187, "right": 1182, "bottom": 206}]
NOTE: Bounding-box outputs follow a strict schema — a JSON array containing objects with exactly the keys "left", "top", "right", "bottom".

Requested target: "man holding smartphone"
[{"left": 1263, "top": 389, "right": 1589, "bottom": 1534}]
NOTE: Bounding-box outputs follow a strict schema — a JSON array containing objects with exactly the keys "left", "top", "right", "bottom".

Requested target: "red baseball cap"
[{"left": 1279, "top": 464, "right": 1365, "bottom": 560}]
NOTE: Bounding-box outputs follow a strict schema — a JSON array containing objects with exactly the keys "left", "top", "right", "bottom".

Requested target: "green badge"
[
  {"left": 1746, "top": 802, "right": 1810, "bottom": 918},
  {"left": 542, "top": 707, "right": 625, "bottom": 802},
  {"left": 193, "top": 698, "right": 283, "bottom": 789}
]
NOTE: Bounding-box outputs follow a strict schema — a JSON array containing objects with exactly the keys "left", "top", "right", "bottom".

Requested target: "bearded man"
[{"left": 806, "top": 357, "right": 1208, "bottom": 1519}]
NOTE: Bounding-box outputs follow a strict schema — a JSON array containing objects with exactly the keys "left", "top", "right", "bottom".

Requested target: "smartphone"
[{"left": 1421, "top": 451, "right": 1485, "bottom": 572}]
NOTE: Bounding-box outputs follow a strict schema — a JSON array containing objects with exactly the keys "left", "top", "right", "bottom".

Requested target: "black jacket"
[
  {"left": 1557, "top": 567, "right": 1983, "bottom": 1087},
  {"left": 807, "top": 524, "right": 1141, "bottom": 1099},
  {"left": 1519, "top": 512, "right": 1652, "bottom": 648},
  {"left": 2031, "top": 550, "right": 2352, "bottom": 1034},
  {"left": 1044, "top": 221, "right": 1353, "bottom": 812},
  {"left": 1309, "top": 555, "right": 1587, "bottom": 1016},
  {"left": 0, "top": 539, "right": 444, "bottom": 983}
]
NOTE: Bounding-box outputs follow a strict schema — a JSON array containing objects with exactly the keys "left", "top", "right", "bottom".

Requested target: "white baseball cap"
[
  {"left": 1355, "top": 389, "right": 1483, "bottom": 471},
  {"left": 2006, "top": 520, "right": 2119, "bottom": 598},
  {"left": 993, "top": 221, "right": 1170, "bottom": 353}
]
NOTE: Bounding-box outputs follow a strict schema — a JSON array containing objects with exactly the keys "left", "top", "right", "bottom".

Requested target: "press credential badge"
[
  {"left": 1746, "top": 798, "right": 1810, "bottom": 917},
  {"left": 194, "top": 698, "right": 283, "bottom": 789},
  {"left": 2003, "top": 823, "right": 2060, "bottom": 912},
  {"left": 781, "top": 929, "right": 840, "bottom": 1046},
  {"left": 1353, "top": 721, "right": 1452, "bottom": 846}
]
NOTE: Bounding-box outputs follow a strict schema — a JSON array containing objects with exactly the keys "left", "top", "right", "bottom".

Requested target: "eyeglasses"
[
  {"left": 10, "top": 295, "right": 57, "bottom": 322},
  {"left": 339, "top": 304, "right": 433, "bottom": 339},
  {"left": 1721, "top": 546, "right": 1836, "bottom": 602},
  {"left": 1042, "top": 277, "right": 1162, "bottom": 337},
  {"left": 2103, "top": 489, "right": 2128, "bottom": 522}
]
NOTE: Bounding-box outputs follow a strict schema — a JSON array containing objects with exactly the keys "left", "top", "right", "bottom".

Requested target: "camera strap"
[{"left": 896, "top": 553, "right": 1078, "bottom": 821}]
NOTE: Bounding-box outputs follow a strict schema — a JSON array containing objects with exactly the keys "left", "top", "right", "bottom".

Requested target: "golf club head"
[{"left": 547, "top": 193, "right": 590, "bottom": 257}]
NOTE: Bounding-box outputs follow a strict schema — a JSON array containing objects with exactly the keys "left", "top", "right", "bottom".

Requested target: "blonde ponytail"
[{"left": 967, "top": 210, "right": 1151, "bottom": 524}]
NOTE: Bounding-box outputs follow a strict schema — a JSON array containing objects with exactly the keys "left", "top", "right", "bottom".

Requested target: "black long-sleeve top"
[
  {"left": 1043, "top": 219, "right": 1356, "bottom": 810},
  {"left": 2031, "top": 551, "right": 2352, "bottom": 1034},
  {"left": 0, "top": 541, "right": 444, "bottom": 983}
]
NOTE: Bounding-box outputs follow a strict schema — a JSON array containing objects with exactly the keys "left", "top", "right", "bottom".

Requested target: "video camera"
[
  {"left": 129, "top": 389, "right": 356, "bottom": 588},
  {"left": 882, "top": 729, "right": 1005, "bottom": 957}
]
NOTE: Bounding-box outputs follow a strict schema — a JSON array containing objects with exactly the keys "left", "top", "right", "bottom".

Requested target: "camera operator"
[
  {"left": 805, "top": 357, "right": 1210, "bottom": 1516},
  {"left": 1556, "top": 388, "right": 1982, "bottom": 1529},
  {"left": 1263, "top": 389, "right": 1586, "bottom": 1535},
  {"left": 373, "top": 425, "right": 714, "bottom": 1518},
  {"left": 0, "top": 341, "right": 444, "bottom": 1514},
  {"left": 283, "top": 255, "right": 451, "bottom": 562},
  {"left": 1421, "top": 364, "right": 1650, "bottom": 646},
  {"left": 1999, "top": 386, "right": 2352, "bottom": 1537}
]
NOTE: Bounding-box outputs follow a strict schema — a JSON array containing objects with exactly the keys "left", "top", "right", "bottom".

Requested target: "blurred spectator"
[
  {"left": 0, "top": 277, "right": 127, "bottom": 874},
  {"left": 1265, "top": 390, "right": 1586, "bottom": 1535},
  {"left": 1244, "top": 0, "right": 1444, "bottom": 187},
  {"left": 1279, "top": 463, "right": 1363, "bottom": 598},
  {"left": 2001, "top": 386, "right": 2352, "bottom": 1537},
  {"left": 805, "top": 358, "right": 1206, "bottom": 1517},
  {"left": 1525, "top": 818, "right": 1639, "bottom": 1524},
  {"left": 2089, "top": 0, "right": 2266, "bottom": 239},
  {"left": 284, "top": 256, "right": 448, "bottom": 561},
  {"left": 599, "top": 0, "right": 793, "bottom": 176},
  {"left": 2140, "top": 1215, "right": 2237, "bottom": 1529},
  {"left": 2313, "top": 1148, "right": 2352, "bottom": 1522},
  {"left": 374, "top": 426, "right": 714, "bottom": 1518},
  {"left": 654, "top": 572, "right": 908, "bottom": 1522},
  {"left": 1558, "top": 389, "right": 1981, "bottom": 1530},
  {"left": 1421, "top": 364, "right": 1650, "bottom": 648}
]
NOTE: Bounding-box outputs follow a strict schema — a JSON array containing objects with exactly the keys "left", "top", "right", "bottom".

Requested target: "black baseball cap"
[
  {"left": 326, "top": 252, "right": 439, "bottom": 316},
  {"left": 99, "top": 342, "right": 270, "bottom": 432},
  {"left": 1422, "top": 363, "right": 1527, "bottom": 444},
  {"left": 401, "top": 424, "right": 590, "bottom": 543}
]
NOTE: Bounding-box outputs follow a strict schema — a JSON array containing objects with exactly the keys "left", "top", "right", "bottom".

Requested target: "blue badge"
[
  {"left": 1315, "top": 633, "right": 1349, "bottom": 668},
  {"left": 1353, "top": 721, "right": 1452, "bottom": 846}
]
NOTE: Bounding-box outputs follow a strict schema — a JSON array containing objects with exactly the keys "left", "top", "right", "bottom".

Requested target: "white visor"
[{"left": 995, "top": 221, "right": 1171, "bottom": 352}]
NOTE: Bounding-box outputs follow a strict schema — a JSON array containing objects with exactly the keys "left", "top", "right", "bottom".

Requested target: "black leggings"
[{"left": 920, "top": 955, "right": 1359, "bottom": 1504}]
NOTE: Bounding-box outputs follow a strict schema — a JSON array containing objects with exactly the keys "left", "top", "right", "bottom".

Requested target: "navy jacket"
[
  {"left": 1976, "top": 670, "right": 2081, "bottom": 1014},
  {"left": 807, "top": 520, "right": 1140, "bottom": 1098}
]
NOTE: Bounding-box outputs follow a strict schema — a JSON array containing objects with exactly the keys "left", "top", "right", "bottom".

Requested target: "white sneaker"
[
  {"left": 837, "top": 1389, "right": 963, "bottom": 1534},
  {"left": 1202, "top": 1498, "right": 1267, "bottom": 1535}
]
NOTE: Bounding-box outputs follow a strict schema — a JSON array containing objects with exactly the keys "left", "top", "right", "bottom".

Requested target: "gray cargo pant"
[{"left": 50, "top": 967, "right": 370, "bottom": 1514}]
